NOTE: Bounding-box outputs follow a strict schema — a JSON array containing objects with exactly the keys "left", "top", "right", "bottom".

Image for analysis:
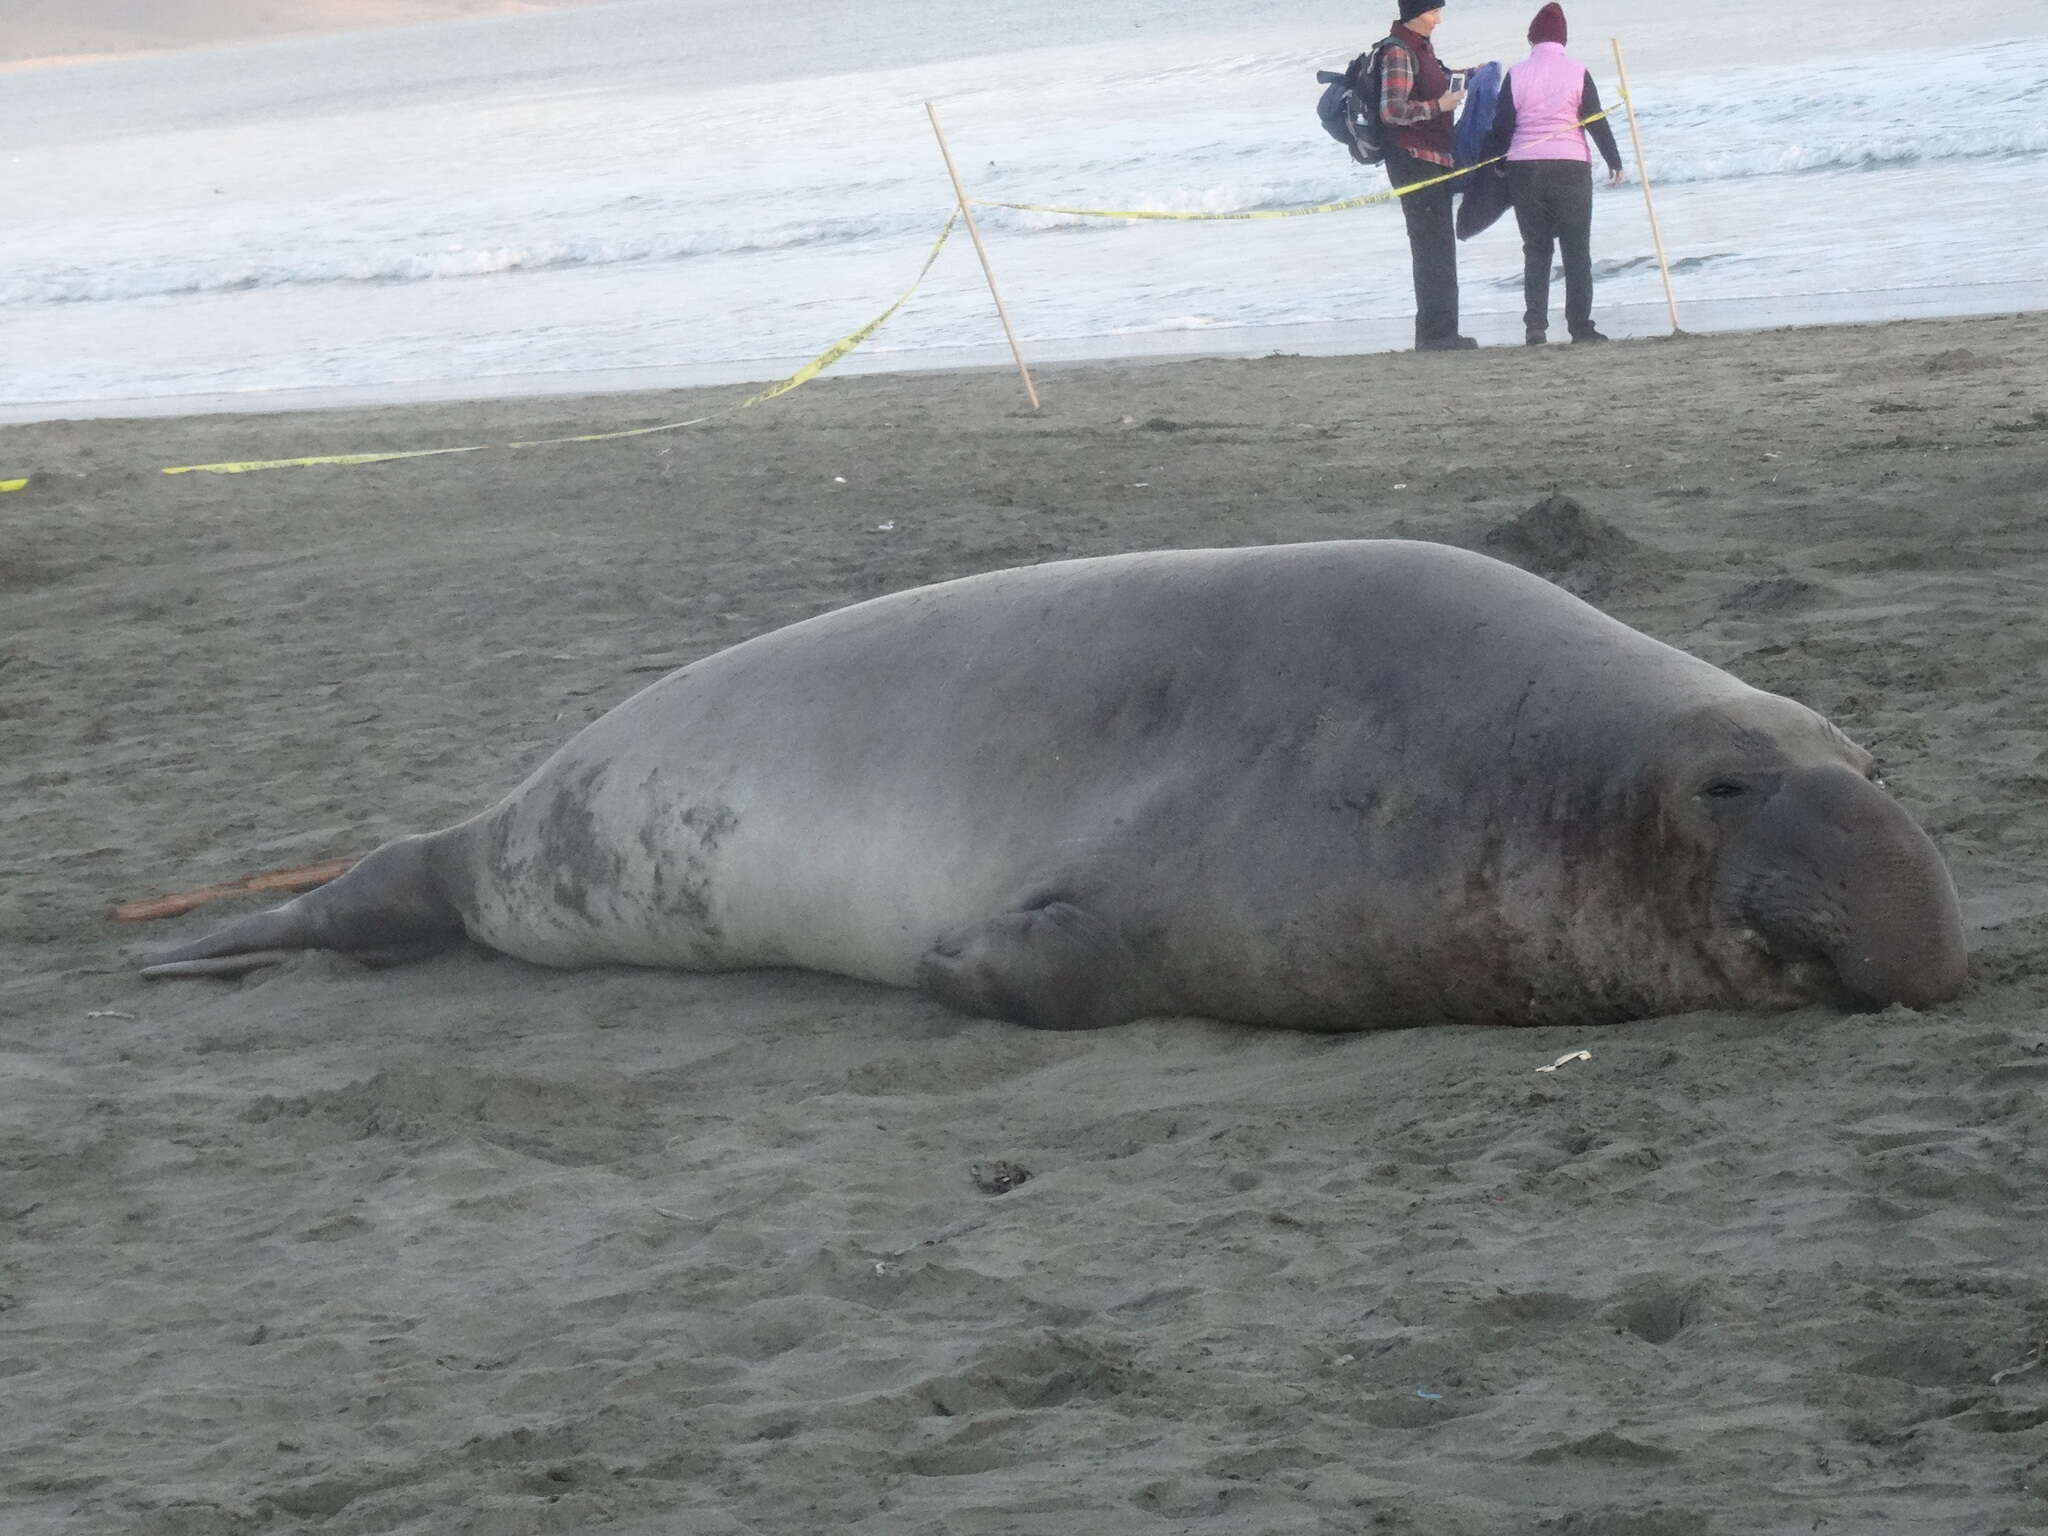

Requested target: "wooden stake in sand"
[
  {"left": 112, "top": 855, "right": 359, "bottom": 922},
  {"left": 1611, "top": 38, "right": 1683, "bottom": 335},
  {"left": 924, "top": 101, "right": 1041, "bottom": 410}
]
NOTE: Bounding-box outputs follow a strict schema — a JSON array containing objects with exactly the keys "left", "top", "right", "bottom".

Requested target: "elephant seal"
[{"left": 143, "top": 540, "right": 1966, "bottom": 1029}]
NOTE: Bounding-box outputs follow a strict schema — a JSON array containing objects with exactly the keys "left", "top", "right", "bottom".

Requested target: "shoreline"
[{"left": 6, "top": 282, "right": 2042, "bottom": 430}]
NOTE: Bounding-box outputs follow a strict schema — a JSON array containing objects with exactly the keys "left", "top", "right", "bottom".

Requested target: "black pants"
[
  {"left": 1385, "top": 145, "right": 1459, "bottom": 347},
  {"left": 1507, "top": 159, "right": 1595, "bottom": 338}
]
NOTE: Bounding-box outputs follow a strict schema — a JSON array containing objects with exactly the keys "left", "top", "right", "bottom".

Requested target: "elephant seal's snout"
[{"left": 1736, "top": 762, "right": 1966, "bottom": 1010}]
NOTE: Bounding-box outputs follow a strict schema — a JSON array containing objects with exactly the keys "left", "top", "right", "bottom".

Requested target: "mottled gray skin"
[{"left": 144, "top": 540, "right": 1968, "bottom": 1030}]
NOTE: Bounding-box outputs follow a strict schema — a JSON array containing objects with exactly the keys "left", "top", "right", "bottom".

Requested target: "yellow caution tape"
[
  {"left": 732, "top": 208, "right": 960, "bottom": 410},
  {"left": 972, "top": 111, "right": 1612, "bottom": 223},
  {"left": 153, "top": 212, "right": 960, "bottom": 479},
  {"left": 161, "top": 445, "right": 488, "bottom": 476}
]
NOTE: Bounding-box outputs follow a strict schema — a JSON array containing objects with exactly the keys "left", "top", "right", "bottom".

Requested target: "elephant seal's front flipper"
[
  {"left": 917, "top": 898, "right": 1153, "bottom": 1031},
  {"left": 140, "top": 833, "right": 467, "bottom": 979}
]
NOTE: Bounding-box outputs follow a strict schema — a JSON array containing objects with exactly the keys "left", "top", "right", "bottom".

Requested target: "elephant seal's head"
[{"left": 1642, "top": 692, "right": 1966, "bottom": 1012}]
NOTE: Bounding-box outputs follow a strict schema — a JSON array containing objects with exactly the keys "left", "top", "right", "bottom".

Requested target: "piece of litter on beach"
[
  {"left": 1535, "top": 1049, "right": 1593, "bottom": 1073},
  {"left": 873, "top": 1260, "right": 896, "bottom": 1276},
  {"left": 1132, "top": 482, "right": 1149, "bottom": 488},
  {"left": 875, "top": 520, "right": 895, "bottom": 531},
  {"left": 1332, "top": 1353, "right": 1356, "bottom": 1367},
  {"left": 833, "top": 475, "right": 847, "bottom": 483},
  {"left": 113, "top": 855, "right": 360, "bottom": 923},
  {"left": 1392, "top": 483, "right": 1408, "bottom": 490},
  {"left": 85, "top": 1010, "right": 138, "bottom": 1021},
  {"left": 1415, "top": 1388, "right": 1443, "bottom": 1400}
]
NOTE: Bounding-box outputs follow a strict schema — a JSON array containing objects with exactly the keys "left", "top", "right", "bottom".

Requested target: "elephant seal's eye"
[{"left": 1699, "top": 779, "right": 1748, "bottom": 801}]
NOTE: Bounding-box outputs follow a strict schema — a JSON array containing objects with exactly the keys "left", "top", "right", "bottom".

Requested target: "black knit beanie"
[{"left": 1398, "top": 0, "right": 1443, "bottom": 21}]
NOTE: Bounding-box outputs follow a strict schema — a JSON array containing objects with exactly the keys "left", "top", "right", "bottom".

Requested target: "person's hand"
[
  {"left": 1437, "top": 88, "right": 1466, "bottom": 113},
  {"left": 1607, "top": 165, "right": 1627, "bottom": 186}
]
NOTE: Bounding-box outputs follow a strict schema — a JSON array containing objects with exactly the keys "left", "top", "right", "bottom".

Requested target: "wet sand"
[{"left": 4, "top": 313, "right": 2048, "bottom": 1533}]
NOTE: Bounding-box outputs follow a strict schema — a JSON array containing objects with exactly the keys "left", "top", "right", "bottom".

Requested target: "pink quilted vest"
[{"left": 1506, "top": 41, "right": 1591, "bottom": 163}]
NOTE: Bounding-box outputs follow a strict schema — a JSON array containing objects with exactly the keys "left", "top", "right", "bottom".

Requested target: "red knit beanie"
[{"left": 1528, "top": 2, "right": 1567, "bottom": 43}]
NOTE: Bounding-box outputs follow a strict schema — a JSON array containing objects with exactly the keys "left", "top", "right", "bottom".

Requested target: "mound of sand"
[{"left": 1477, "top": 491, "right": 1669, "bottom": 602}]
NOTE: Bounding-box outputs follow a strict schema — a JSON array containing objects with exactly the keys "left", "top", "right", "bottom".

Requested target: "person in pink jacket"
[{"left": 1481, "top": 3, "right": 1626, "bottom": 345}]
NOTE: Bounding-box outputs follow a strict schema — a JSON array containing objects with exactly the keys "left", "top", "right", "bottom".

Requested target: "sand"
[
  {"left": 5, "top": 314, "right": 2048, "bottom": 1534},
  {"left": 2, "top": 3, "right": 612, "bottom": 69}
]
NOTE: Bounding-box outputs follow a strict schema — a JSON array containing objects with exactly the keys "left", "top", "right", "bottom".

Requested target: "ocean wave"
[
  {"left": 0, "top": 215, "right": 924, "bottom": 308},
  {"left": 7, "top": 103, "right": 2037, "bottom": 311},
  {"left": 1484, "top": 252, "right": 1750, "bottom": 292},
  {"left": 986, "top": 114, "right": 2046, "bottom": 232},
  {"left": 1638, "top": 127, "right": 2048, "bottom": 185}
]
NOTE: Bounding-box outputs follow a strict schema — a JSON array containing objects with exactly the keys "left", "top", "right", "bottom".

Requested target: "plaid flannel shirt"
[{"left": 1379, "top": 40, "right": 1456, "bottom": 167}]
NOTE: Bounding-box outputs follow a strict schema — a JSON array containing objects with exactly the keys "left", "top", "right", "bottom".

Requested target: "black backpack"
[{"left": 1315, "top": 39, "right": 1392, "bottom": 165}]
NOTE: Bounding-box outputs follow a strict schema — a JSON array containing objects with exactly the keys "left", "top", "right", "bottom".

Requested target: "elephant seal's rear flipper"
[
  {"left": 140, "top": 833, "right": 467, "bottom": 979},
  {"left": 916, "top": 899, "right": 1153, "bottom": 1031},
  {"left": 143, "top": 948, "right": 326, "bottom": 980}
]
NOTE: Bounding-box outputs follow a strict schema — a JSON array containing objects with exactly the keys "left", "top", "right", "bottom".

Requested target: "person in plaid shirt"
[{"left": 1378, "top": 1, "right": 1477, "bottom": 350}]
